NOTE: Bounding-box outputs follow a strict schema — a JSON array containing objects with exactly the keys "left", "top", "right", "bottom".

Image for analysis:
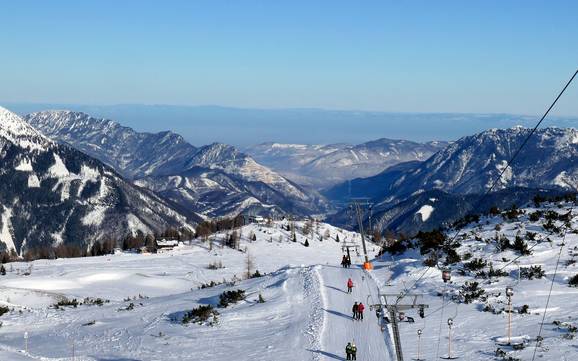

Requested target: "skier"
[
  {"left": 357, "top": 302, "right": 365, "bottom": 321},
  {"left": 341, "top": 255, "right": 348, "bottom": 268},
  {"left": 346, "top": 255, "right": 352, "bottom": 268},
  {"left": 347, "top": 278, "right": 353, "bottom": 293},
  {"left": 350, "top": 341, "right": 357, "bottom": 360},
  {"left": 352, "top": 302, "right": 358, "bottom": 320},
  {"left": 345, "top": 342, "right": 353, "bottom": 360}
]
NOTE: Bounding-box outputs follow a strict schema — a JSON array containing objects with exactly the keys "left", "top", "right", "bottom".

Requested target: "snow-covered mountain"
[
  {"left": 0, "top": 106, "right": 196, "bottom": 255},
  {"left": 25, "top": 111, "right": 328, "bottom": 218},
  {"left": 136, "top": 143, "right": 328, "bottom": 218},
  {"left": 326, "top": 127, "right": 578, "bottom": 204},
  {"left": 245, "top": 139, "right": 448, "bottom": 188}
]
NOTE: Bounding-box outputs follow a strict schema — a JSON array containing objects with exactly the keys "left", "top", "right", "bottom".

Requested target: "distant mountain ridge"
[
  {"left": 245, "top": 139, "right": 448, "bottom": 188},
  {"left": 326, "top": 126, "right": 578, "bottom": 235},
  {"left": 26, "top": 110, "right": 198, "bottom": 179},
  {"left": 0, "top": 106, "right": 196, "bottom": 255},
  {"left": 25, "top": 111, "right": 328, "bottom": 218},
  {"left": 326, "top": 127, "right": 578, "bottom": 204}
]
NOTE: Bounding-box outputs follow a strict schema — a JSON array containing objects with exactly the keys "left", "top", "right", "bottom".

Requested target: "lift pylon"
[
  {"left": 370, "top": 293, "right": 429, "bottom": 361},
  {"left": 349, "top": 199, "right": 373, "bottom": 270}
]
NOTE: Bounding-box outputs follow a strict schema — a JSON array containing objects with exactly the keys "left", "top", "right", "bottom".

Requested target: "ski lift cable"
[
  {"left": 495, "top": 206, "right": 573, "bottom": 274},
  {"left": 530, "top": 213, "right": 572, "bottom": 361},
  {"left": 395, "top": 68, "right": 578, "bottom": 302}
]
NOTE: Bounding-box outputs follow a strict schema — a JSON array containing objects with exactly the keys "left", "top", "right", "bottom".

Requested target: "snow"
[
  {"left": 0, "top": 207, "right": 16, "bottom": 252},
  {"left": 27, "top": 174, "right": 40, "bottom": 188},
  {"left": 0, "top": 205, "right": 577, "bottom": 360},
  {"left": 0, "top": 221, "right": 381, "bottom": 360},
  {"left": 271, "top": 143, "right": 308, "bottom": 149},
  {"left": 416, "top": 204, "right": 435, "bottom": 222},
  {"left": 14, "top": 159, "right": 33, "bottom": 172},
  {"left": 0, "top": 106, "right": 51, "bottom": 151},
  {"left": 318, "top": 266, "right": 392, "bottom": 360},
  {"left": 47, "top": 153, "right": 69, "bottom": 178},
  {"left": 495, "top": 160, "right": 513, "bottom": 188},
  {"left": 81, "top": 206, "right": 106, "bottom": 226},
  {"left": 126, "top": 214, "right": 151, "bottom": 234},
  {"left": 79, "top": 165, "right": 100, "bottom": 181},
  {"left": 369, "top": 201, "right": 578, "bottom": 360},
  {"left": 553, "top": 171, "right": 575, "bottom": 189}
]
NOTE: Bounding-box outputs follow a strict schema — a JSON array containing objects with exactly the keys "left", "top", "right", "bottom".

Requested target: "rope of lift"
[
  {"left": 530, "top": 204, "right": 574, "bottom": 361},
  {"left": 494, "top": 206, "right": 573, "bottom": 275}
]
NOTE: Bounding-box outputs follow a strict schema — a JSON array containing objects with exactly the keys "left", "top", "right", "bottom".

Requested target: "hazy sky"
[{"left": 1, "top": 1, "right": 577, "bottom": 116}]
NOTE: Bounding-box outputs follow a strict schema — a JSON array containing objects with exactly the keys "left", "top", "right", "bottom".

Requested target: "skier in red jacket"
[
  {"left": 347, "top": 278, "right": 353, "bottom": 293},
  {"left": 357, "top": 302, "right": 365, "bottom": 321}
]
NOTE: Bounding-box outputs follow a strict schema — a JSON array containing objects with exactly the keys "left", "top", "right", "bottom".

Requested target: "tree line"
[{"left": 0, "top": 226, "right": 195, "bottom": 263}]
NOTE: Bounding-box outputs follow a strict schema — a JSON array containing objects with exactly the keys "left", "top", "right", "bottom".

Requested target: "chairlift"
[{"left": 442, "top": 269, "right": 451, "bottom": 283}]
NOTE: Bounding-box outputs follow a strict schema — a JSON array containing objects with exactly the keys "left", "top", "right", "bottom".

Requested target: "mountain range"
[
  {"left": 0, "top": 107, "right": 196, "bottom": 255},
  {"left": 326, "top": 126, "right": 578, "bottom": 234},
  {"left": 25, "top": 111, "right": 327, "bottom": 218},
  {"left": 14, "top": 106, "right": 578, "bottom": 243}
]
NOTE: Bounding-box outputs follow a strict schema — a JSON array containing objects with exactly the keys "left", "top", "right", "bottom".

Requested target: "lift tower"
[
  {"left": 370, "top": 293, "right": 429, "bottom": 361},
  {"left": 350, "top": 199, "right": 373, "bottom": 270}
]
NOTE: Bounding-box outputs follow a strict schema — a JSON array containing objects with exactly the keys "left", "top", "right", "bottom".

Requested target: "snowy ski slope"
[{"left": 0, "top": 206, "right": 578, "bottom": 360}]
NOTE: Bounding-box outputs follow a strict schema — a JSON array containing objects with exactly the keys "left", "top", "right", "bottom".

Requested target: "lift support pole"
[
  {"left": 371, "top": 294, "right": 429, "bottom": 361},
  {"left": 351, "top": 200, "right": 373, "bottom": 270}
]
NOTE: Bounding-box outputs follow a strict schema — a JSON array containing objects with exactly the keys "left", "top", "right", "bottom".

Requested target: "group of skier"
[
  {"left": 345, "top": 341, "right": 357, "bottom": 360},
  {"left": 352, "top": 301, "right": 365, "bottom": 320},
  {"left": 341, "top": 255, "right": 352, "bottom": 268}
]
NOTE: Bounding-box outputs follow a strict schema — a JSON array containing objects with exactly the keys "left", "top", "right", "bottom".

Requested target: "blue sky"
[{"left": 1, "top": 1, "right": 577, "bottom": 116}]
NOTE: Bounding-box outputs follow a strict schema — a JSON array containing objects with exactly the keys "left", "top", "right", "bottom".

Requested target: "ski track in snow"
[{"left": 317, "top": 266, "right": 390, "bottom": 361}]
